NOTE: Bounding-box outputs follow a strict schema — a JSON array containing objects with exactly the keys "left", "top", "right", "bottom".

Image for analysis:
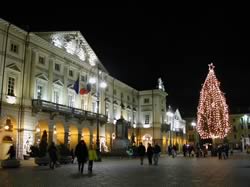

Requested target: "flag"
[
  {"left": 73, "top": 77, "right": 79, "bottom": 94},
  {"left": 80, "top": 83, "right": 91, "bottom": 95}
]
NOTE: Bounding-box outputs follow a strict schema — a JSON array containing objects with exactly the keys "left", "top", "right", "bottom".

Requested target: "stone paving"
[{"left": 0, "top": 154, "right": 250, "bottom": 187}]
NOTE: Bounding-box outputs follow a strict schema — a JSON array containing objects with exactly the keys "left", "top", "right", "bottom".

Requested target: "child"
[{"left": 88, "top": 143, "right": 98, "bottom": 173}]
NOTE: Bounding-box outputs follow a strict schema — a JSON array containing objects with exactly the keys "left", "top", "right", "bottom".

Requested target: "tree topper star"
[{"left": 208, "top": 63, "right": 215, "bottom": 70}]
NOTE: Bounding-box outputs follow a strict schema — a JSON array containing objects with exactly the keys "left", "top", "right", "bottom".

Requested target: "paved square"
[{"left": 0, "top": 154, "right": 250, "bottom": 187}]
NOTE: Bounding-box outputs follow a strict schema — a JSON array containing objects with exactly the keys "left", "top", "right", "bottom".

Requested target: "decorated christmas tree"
[{"left": 197, "top": 63, "right": 231, "bottom": 139}]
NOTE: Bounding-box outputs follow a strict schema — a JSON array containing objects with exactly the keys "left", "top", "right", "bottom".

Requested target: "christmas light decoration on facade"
[{"left": 197, "top": 63, "right": 231, "bottom": 139}]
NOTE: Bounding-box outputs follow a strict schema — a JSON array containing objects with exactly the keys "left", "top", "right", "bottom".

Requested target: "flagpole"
[{"left": 96, "top": 65, "right": 101, "bottom": 161}]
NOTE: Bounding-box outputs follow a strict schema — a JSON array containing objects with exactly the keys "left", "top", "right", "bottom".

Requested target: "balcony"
[{"left": 32, "top": 99, "right": 107, "bottom": 123}]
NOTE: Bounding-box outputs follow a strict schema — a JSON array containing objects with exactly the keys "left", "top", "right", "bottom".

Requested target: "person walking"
[
  {"left": 146, "top": 143, "right": 154, "bottom": 165},
  {"left": 88, "top": 143, "right": 98, "bottom": 174},
  {"left": 48, "top": 142, "right": 58, "bottom": 169},
  {"left": 182, "top": 144, "right": 187, "bottom": 157},
  {"left": 153, "top": 143, "right": 161, "bottom": 165},
  {"left": 138, "top": 142, "right": 146, "bottom": 165},
  {"left": 7, "top": 145, "right": 16, "bottom": 159},
  {"left": 75, "top": 140, "right": 88, "bottom": 174}
]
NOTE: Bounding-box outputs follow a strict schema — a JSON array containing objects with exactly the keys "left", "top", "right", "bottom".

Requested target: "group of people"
[
  {"left": 137, "top": 142, "right": 161, "bottom": 165},
  {"left": 48, "top": 140, "right": 97, "bottom": 174}
]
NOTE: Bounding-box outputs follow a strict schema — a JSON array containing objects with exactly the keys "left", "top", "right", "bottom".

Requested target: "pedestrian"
[
  {"left": 182, "top": 144, "right": 187, "bottom": 157},
  {"left": 88, "top": 143, "right": 98, "bottom": 174},
  {"left": 146, "top": 143, "right": 154, "bottom": 165},
  {"left": 168, "top": 145, "right": 172, "bottom": 156},
  {"left": 172, "top": 145, "right": 177, "bottom": 158},
  {"left": 137, "top": 142, "right": 146, "bottom": 165},
  {"left": 75, "top": 140, "right": 88, "bottom": 174},
  {"left": 7, "top": 145, "right": 16, "bottom": 159},
  {"left": 70, "top": 149, "right": 75, "bottom": 163},
  {"left": 153, "top": 143, "right": 161, "bottom": 165},
  {"left": 218, "top": 145, "right": 222, "bottom": 159},
  {"left": 48, "top": 142, "right": 58, "bottom": 169}
]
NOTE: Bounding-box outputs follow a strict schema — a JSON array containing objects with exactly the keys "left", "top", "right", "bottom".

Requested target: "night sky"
[{"left": 1, "top": 7, "right": 250, "bottom": 116}]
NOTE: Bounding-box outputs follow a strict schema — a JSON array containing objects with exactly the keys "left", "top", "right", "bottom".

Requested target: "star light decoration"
[{"left": 196, "top": 63, "right": 231, "bottom": 139}]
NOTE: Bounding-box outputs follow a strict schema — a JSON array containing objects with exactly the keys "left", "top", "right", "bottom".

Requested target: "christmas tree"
[{"left": 197, "top": 63, "right": 231, "bottom": 139}]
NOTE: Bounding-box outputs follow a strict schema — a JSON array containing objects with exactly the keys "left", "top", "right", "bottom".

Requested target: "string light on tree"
[{"left": 197, "top": 63, "right": 231, "bottom": 139}]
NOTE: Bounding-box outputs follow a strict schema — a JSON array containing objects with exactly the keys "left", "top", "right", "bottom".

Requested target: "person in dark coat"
[
  {"left": 153, "top": 143, "right": 161, "bottom": 165},
  {"left": 146, "top": 143, "right": 154, "bottom": 165},
  {"left": 137, "top": 142, "right": 146, "bottom": 165},
  {"left": 7, "top": 145, "right": 16, "bottom": 159},
  {"left": 48, "top": 142, "right": 58, "bottom": 169},
  {"left": 75, "top": 140, "right": 88, "bottom": 174}
]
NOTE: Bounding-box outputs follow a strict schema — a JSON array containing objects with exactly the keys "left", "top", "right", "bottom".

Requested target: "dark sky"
[{"left": 1, "top": 7, "right": 250, "bottom": 116}]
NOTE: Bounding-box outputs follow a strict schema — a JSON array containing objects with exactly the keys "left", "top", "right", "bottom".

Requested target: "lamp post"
[
  {"left": 167, "top": 107, "right": 174, "bottom": 146},
  {"left": 89, "top": 64, "right": 107, "bottom": 161}
]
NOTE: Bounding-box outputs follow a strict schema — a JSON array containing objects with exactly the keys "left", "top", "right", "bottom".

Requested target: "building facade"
[
  {"left": 185, "top": 113, "right": 250, "bottom": 151},
  {"left": 164, "top": 108, "right": 187, "bottom": 152},
  {"left": 0, "top": 18, "right": 173, "bottom": 159}
]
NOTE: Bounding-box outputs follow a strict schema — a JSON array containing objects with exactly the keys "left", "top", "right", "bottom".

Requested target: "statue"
[{"left": 158, "top": 77, "right": 165, "bottom": 91}]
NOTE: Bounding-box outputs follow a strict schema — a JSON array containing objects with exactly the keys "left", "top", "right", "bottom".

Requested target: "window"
[
  {"left": 127, "top": 110, "right": 131, "bottom": 122},
  {"left": 69, "top": 70, "right": 73, "bottom": 77},
  {"left": 233, "top": 126, "right": 237, "bottom": 132},
  {"left": 145, "top": 114, "right": 150, "bottom": 124},
  {"left": 248, "top": 125, "right": 250, "bottom": 129},
  {"left": 106, "top": 103, "right": 110, "bottom": 121},
  {"left": 114, "top": 106, "right": 117, "bottom": 119},
  {"left": 53, "top": 90, "right": 59, "bottom": 103},
  {"left": 68, "top": 94, "right": 75, "bottom": 107},
  {"left": 81, "top": 75, "right": 86, "bottom": 82},
  {"left": 92, "top": 102, "right": 97, "bottom": 113},
  {"left": 241, "top": 125, "right": 244, "bottom": 130},
  {"left": 240, "top": 118, "right": 244, "bottom": 125},
  {"left": 144, "top": 98, "right": 149, "bottom": 104},
  {"left": 233, "top": 118, "right": 236, "bottom": 122},
  {"left": 133, "top": 111, "right": 136, "bottom": 124},
  {"left": 37, "top": 85, "right": 43, "bottom": 99},
  {"left": 38, "top": 56, "right": 45, "bottom": 65},
  {"left": 7, "top": 77, "right": 15, "bottom": 96},
  {"left": 10, "top": 43, "right": 18, "bottom": 54},
  {"left": 133, "top": 97, "right": 135, "bottom": 103},
  {"left": 55, "top": 63, "right": 60, "bottom": 72},
  {"left": 127, "top": 95, "right": 130, "bottom": 101},
  {"left": 234, "top": 134, "right": 237, "bottom": 139}
]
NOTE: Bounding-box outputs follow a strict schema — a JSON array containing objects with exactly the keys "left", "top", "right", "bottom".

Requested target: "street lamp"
[
  {"left": 167, "top": 107, "right": 174, "bottom": 146},
  {"left": 89, "top": 64, "right": 107, "bottom": 161}
]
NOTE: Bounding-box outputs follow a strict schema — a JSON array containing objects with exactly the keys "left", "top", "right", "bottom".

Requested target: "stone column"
[
  {"left": 16, "top": 129, "right": 24, "bottom": 159},
  {"left": 64, "top": 124, "right": 70, "bottom": 147},
  {"left": 48, "top": 120, "right": 54, "bottom": 145},
  {"left": 23, "top": 47, "right": 32, "bottom": 102},
  {"left": 63, "top": 63, "right": 68, "bottom": 106},
  {"left": 48, "top": 57, "right": 54, "bottom": 102},
  {"left": 78, "top": 127, "right": 82, "bottom": 143},
  {"left": 29, "top": 49, "right": 37, "bottom": 98}
]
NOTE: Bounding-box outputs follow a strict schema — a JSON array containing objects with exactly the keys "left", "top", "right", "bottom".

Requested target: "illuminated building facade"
[{"left": 0, "top": 18, "right": 176, "bottom": 159}]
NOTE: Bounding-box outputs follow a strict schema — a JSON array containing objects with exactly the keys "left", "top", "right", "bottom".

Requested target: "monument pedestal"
[
  {"left": 111, "top": 118, "right": 131, "bottom": 156},
  {"left": 112, "top": 138, "right": 130, "bottom": 156}
]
